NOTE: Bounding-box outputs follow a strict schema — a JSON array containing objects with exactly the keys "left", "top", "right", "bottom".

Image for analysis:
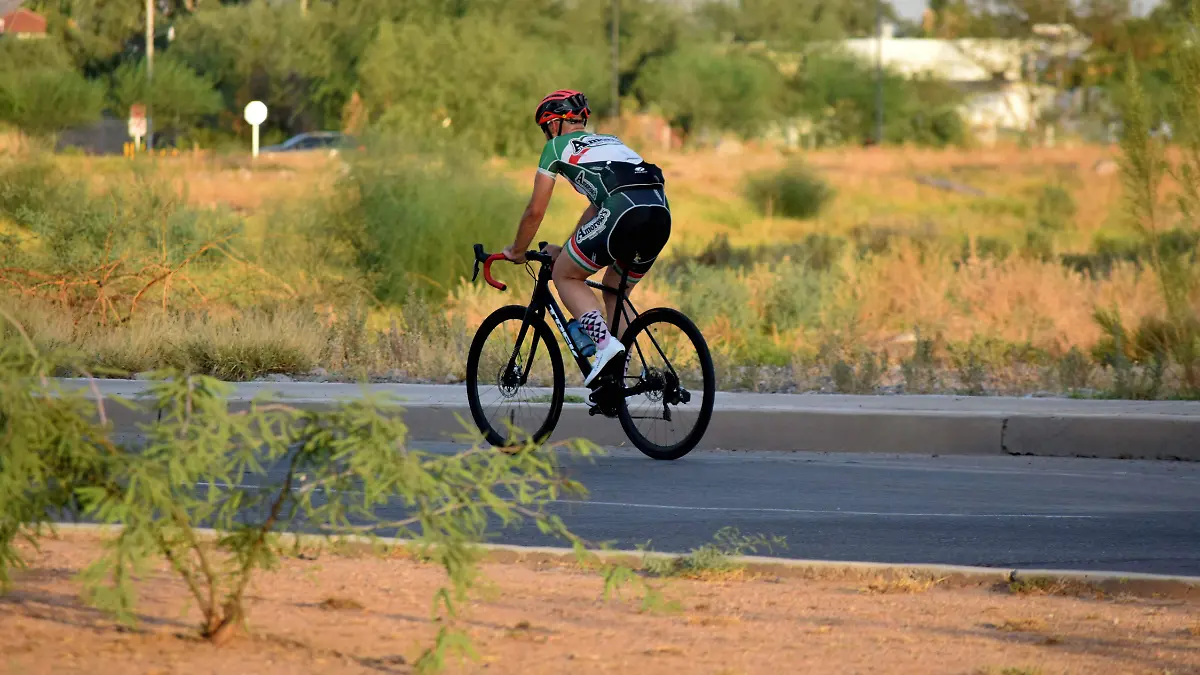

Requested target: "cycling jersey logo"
[
  {"left": 576, "top": 208, "right": 610, "bottom": 243},
  {"left": 573, "top": 172, "right": 599, "bottom": 200},
  {"left": 569, "top": 136, "right": 621, "bottom": 153}
]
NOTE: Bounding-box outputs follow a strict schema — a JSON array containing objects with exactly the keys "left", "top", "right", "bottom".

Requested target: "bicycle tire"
[
  {"left": 466, "top": 305, "right": 566, "bottom": 448},
  {"left": 617, "top": 308, "right": 716, "bottom": 461}
]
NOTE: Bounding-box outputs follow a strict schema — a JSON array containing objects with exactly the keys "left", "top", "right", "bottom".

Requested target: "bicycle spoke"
[
  {"left": 619, "top": 312, "right": 713, "bottom": 459},
  {"left": 470, "top": 313, "right": 561, "bottom": 445}
]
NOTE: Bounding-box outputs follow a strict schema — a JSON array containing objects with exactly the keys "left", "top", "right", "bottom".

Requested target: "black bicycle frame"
[
  {"left": 516, "top": 254, "right": 640, "bottom": 382},
  {"left": 473, "top": 242, "right": 679, "bottom": 397}
]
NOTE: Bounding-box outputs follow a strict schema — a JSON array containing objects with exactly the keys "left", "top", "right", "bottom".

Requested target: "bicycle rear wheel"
[
  {"left": 617, "top": 308, "right": 716, "bottom": 461},
  {"left": 466, "top": 305, "right": 565, "bottom": 448}
]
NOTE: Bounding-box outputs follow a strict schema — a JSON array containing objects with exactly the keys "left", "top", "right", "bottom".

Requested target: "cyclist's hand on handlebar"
[
  {"left": 542, "top": 243, "right": 562, "bottom": 261},
  {"left": 502, "top": 245, "right": 526, "bottom": 264}
]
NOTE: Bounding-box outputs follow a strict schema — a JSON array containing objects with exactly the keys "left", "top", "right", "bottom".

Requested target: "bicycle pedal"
[{"left": 588, "top": 403, "right": 619, "bottom": 419}]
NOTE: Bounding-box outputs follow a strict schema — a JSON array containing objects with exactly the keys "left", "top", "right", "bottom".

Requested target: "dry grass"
[
  {"left": 858, "top": 571, "right": 948, "bottom": 595},
  {"left": 6, "top": 143, "right": 1193, "bottom": 396},
  {"left": 995, "top": 617, "right": 1051, "bottom": 633}
]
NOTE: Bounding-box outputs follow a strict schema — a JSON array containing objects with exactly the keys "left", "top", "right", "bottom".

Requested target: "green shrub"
[
  {"left": 331, "top": 136, "right": 527, "bottom": 302},
  {"left": 963, "top": 235, "right": 1014, "bottom": 262},
  {"left": 0, "top": 322, "right": 601, "bottom": 661},
  {"left": 667, "top": 233, "right": 845, "bottom": 273},
  {"left": 638, "top": 45, "right": 785, "bottom": 141},
  {"left": 831, "top": 348, "right": 888, "bottom": 394},
  {"left": 744, "top": 161, "right": 834, "bottom": 220},
  {"left": 1034, "top": 185, "right": 1077, "bottom": 232},
  {"left": 0, "top": 67, "right": 104, "bottom": 140},
  {"left": 0, "top": 156, "right": 240, "bottom": 316},
  {"left": 667, "top": 266, "right": 758, "bottom": 337},
  {"left": 110, "top": 56, "right": 224, "bottom": 137},
  {"left": 1023, "top": 227, "right": 1055, "bottom": 262},
  {"left": 360, "top": 18, "right": 605, "bottom": 156},
  {"left": 1056, "top": 346, "right": 1093, "bottom": 393},
  {"left": 790, "top": 52, "right": 966, "bottom": 147},
  {"left": 762, "top": 262, "right": 833, "bottom": 333},
  {"left": 901, "top": 331, "right": 939, "bottom": 394}
]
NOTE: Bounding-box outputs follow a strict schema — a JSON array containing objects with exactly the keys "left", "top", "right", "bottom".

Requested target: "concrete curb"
[
  {"left": 45, "top": 523, "right": 1200, "bottom": 600},
  {"left": 72, "top": 378, "right": 1200, "bottom": 460}
]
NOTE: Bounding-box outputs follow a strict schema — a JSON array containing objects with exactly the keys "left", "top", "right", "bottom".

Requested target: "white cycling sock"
[{"left": 579, "top": 310, "right": 611, "bottom": 349}]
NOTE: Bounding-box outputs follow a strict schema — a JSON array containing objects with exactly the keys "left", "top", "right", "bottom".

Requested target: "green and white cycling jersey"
[{"left": 537, "top": 131, "right": 664, "bottom": 208}]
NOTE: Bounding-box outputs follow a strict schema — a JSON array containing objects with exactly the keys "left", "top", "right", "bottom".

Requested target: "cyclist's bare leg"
[
  {"left": 551, "top": 204, "right": 604, "bottom": 321},
  {"left": 552, "top": 254, "right": 603, "bottom": 321},
  {"left": 601, "top": 265, "right": 631, "bottom": 340}
]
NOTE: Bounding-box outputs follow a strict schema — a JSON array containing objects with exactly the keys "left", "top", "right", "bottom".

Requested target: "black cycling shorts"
[{"left": 564, "top": 188, "right": 672, "bottom": 283}]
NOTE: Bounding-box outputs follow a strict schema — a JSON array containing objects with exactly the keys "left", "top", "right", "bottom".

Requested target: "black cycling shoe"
[{"left": 587, "top": 382, "right": 620, "bottom": 419}]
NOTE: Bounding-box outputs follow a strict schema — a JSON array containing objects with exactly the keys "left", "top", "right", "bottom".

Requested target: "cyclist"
[{"left": 502, "top": 89, "right": 671, "bottom": 390}]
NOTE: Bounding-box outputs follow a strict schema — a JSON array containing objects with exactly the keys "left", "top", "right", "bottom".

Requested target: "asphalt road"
[{"left": 226, "top": 444, "right": 1200, "bottom": 577}]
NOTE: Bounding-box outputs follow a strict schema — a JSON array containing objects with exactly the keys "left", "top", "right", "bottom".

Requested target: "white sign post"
[{"left": 243, "top": 101, "right": 268, "bottom": 158}]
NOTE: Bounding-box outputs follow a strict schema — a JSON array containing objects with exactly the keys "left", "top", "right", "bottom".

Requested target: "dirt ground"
[{"left": 1, "top": 533, "right": 1197, "bottom": 675}]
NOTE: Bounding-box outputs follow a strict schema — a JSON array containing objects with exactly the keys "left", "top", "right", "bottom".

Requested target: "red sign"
[{"left": 130, "top": 103, "right": 146, "bottom": 120}]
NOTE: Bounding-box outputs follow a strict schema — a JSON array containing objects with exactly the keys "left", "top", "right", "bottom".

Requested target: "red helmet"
[{"left": 535, "top": 90, "right": 590, "bottom": 137}]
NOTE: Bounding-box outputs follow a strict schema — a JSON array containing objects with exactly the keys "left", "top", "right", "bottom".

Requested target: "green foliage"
[
  {"left": 666, "top": 233, "right": 846, "bottom": 273},
  {"left": 831, "top": 347, "right": 888, "bottom": 394},
  {"left": 329, "top": 137, "right": 527, "bottom": 302},
  {"left": 1109, "top": 10, "right": 1200, "bottom": 396},
  {"left": 638, "top": 45, "right": 786, "bottom": 140},
  {"left": 359, "top": 17, "right": 605, "bottom": 156},
  {"left": 0, "top": 316, "right": 117, "bottom": 591},
  {"left": 0, "top": 34, "right": 75, "bottom": 71},
  {"left": 169, "top": 2, "right": 340, "bottom": 137},
  {"left": 696, "top": 0, "right": 886, "bottom": 46},
  {"left": 37, "top": 0, "right": 146, "bottom": 68},
  {"left": 0, "top": 67, "right": 104, "bottom": 139},
  {"left": 0, "top": 156, "right": 240, "bottom": 316},
  {"left": 1, "top": 326, "right": 602, "bottom": 656},
  {"left": 744, "top": 161, "right": 835, "bottom": 220},
  {"left": 110, "top": 56, "right": 224, "bottom": 135},
  {"left": 641, "top": 527, "right": 787, "bottom": 579},
  {"left": 948, "top": 337, "right": 993, "bottom": 396},
  {"left": 1056, "top": 346, "right": 1094, "bottom": 393},
  {"left": 1091, "top": 307, "right": 1169, "bottom": 399},
  {"left": 791, "top": 51, "right": 966, "bottom": 147},
  {"left": 901, "top": 331, "right": 940, "bottom": 394},
  {"left": 1034, "top": 185, "right": 1077, "bottom": 232}
]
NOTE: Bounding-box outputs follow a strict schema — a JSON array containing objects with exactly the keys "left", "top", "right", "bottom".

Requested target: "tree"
[
  {"left": 29, "top": 0, "right": 146, "bottom": 72},
  {"left": 0, "top": 34, "right": 75, "bottom": 71},
  {"left": 790, "top": 50, "right": 966, "bottom": 146},
  {"left": 696, "top": 0, "right": 901, "bottom": 46},
  {"left": 0, "top": 68, "right": 104, "bottom": 142},
  {"left": 358, "top": 16, "right": 605, "bottom": 155},
  {"left": 168, "top": 2, "right": 338, "bottom": 136},
  {"left": 110, "top": 56, "right": 224, "bottom": 136},
  {"left": 637, "top": 45, "right": 785, "bottom": 141}
]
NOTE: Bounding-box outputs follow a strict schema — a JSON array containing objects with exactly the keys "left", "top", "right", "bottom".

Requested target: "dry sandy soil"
[{"left": 1, "top": 532, "right": 1197, "bottom": 675}]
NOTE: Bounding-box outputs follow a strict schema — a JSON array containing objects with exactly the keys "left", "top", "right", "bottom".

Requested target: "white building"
[{"left": 835, "top": 25, "right": 1091, "bottom": 143}]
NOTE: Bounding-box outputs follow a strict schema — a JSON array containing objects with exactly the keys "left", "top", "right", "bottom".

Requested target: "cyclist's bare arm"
[{"left": 504, "top": 172, "right": 556, "bottom": 263}]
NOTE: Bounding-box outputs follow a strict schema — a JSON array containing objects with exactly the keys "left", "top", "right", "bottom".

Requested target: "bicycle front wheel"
[
  {"left": 466, "top": 305, "right": 565, "bottom": 448},
  {"left": 617, "top": 308, "right": 716, "bottom": 461}
]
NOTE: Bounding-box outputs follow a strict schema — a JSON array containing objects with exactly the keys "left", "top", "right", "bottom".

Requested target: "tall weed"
[{"left": 332, "top": 135, "right": 526, "bottom": 303}]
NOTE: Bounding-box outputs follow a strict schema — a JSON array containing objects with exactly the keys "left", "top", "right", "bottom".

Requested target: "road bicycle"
[{"left": 465, "top": 243, "right": 716, "bottom": 461}]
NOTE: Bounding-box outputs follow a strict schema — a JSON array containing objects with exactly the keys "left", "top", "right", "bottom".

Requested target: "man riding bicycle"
[{"left": 502, "top": 89, "right": 672, "bottom": 390}]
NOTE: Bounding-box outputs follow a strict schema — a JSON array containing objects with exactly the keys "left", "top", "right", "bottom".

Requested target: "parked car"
[{"left": 259, "top": 131, "right": 359, "bottom": 154}]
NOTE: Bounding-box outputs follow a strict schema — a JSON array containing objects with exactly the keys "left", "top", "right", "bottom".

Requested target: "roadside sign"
[
  {"left": 128, "top": 102, "right": 147, "bottom": 149},
  {"left": 243, "top": 101, "right": 268, "bottom": 158}
]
